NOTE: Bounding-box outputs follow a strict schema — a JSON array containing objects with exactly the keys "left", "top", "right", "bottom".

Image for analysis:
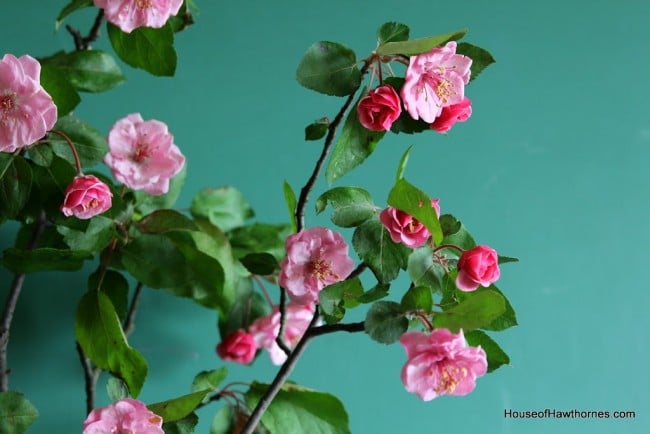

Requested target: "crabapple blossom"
[
  {"left": 0, "top": 54, "right": 57, "bottom": 153},
  {"left": 456, "top": 244, "right": 500, "bottom": 292},
  {"left": 356, "top": 85, "right": 402, "bottom": 131},
  {"left": 431, "top": 97, "right": 472, "bottom": 133},
  {"left": 216, "top": 329, "right": 257, "bottom": 364},
  {"left": 60, "top": 175, "right": 113, "bottom": 220},
  {"left": 400, "top": 329, "right": 487, "bottom": 401},
  {"left": 278, "top": 226, "right": 355, "bottom": 305},
  {"left": 248, "top": 303, "right": 316, "bottom": 365},
  {"left": 93, "top": 0, "right": 184, "bottom": 33},
  {"left": 82, "top": 398, "right": 163, "bottom": 434},
  {"left": 401, "top": 41, "right": 472, "bottom": 123},
  {"left": 379, "top": 199, "right": 440, "bottom": 248},
  {"left": 103, "top": 113, "right": 185, "bottom": 195}
]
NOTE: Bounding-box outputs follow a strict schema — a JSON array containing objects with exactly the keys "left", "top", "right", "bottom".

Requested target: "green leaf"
[
  {"left": 472, "top": 285, "right": 518, "bottom": 331},
  {"left": 191, "top": 186, "right": 254, "bottom": 232},
  {"left": 57, "top": 216, "right": 116, "bottom": 252},
  {"left": 387, "top": 178, "right": 443, "bottom": 244},
  {"left": 49, "top": 115, "right": 108, "bottom": 167},
  {"left": 395, "top": 145, "right": 413, "bottom": 182},
  {"left": 240, "top": 252, "right": 279, "bottom": 275},
  {"left": 440, "top": 216, "right": 476, "bottom": 250},
  {"left": 40, "top": 50, "right": 126, "bottom": 92},
  {"left": 464, "top": 330, "right": 510, "bottom": 373},
  {"left": 246, "top": 382, "right": 350, "bottom": 434},
  {"left": 88, "top": 269, "right": 129, "bottom": 320},
  {"left": 356, "top": 282, "right": 389, "bottom": 304},
  {"left": 210, "top": 405, "right": 236, "bottom": 434},
  {"left": 39, "top": 65, "right": 80, "bottom": 117},
  {"left": 122, "top": 234, "right": 189, "bottom": 288},
  {"left": 439, "top": 214, "right": 462, "bottom": 238},
  {"left": 352, "top": 218, "right": 409, "bottom": 283},
  {"left": 498, "top": 255, "right": 519, "bottom": 264},
  {"left": 296, "top": 41, "right": 361, "bottom": 96},
  {"left": 0, "top": 391, "right": 38, "bottom": 434},
  {"left": 456, "top": 42, "right": 495, "bottom": 82},
  {"left": 377, "top": 22, "right": 410, "bottom": 45},
  {"left": 55, "top": 0, "right": 93, "bottom": 28},
  {"left": 364, "top": 301, "right": 408, "bottom": 344},
  {"left": 2, "top": 247, "right": 91, "bottom": 273},
  {"left": 218, "top": 277, "right": 271, "bottom": 337},
  {"left": 401, "top": 286, "right": 433, "bottom": 313},
  {"left": 107, "top": 22, "right": 177, "bottom": 76},
  {"left": 148, "top": 390, "right": 211, "bottom": 423},
  {"left": 407, "top": 246, "right": 445, "bottom": 292},
  {"left": 106, "top": 377, "right": 129, "bottom": 403},
  {"left": 283, "top": 180, "right": 297, "bottom": 233},
  {"left": 305, "top": 118, "right": 329, "bottom": 141},
  {"left": 0, "top": 154, "right": 32, "bottom": 222},
  {"left": 376, "top": 28, "right": 467, "bottom": 56},
  {"left": 27, "top": 144, "right": 54, "bottom": 167},
  {"left": 191, "top": 368, "right": 228, "bottom": 394},
  {"left": 319, "top": 278, "right": 364, "bottom": 324},
  {"left": 134, "top": 165, "right": 186, "bottom": 215},
  {"left": 162, "top": 413, "right": 199, "bottom": 434},
  {"left": 228, "top": 223, "right": 291, "bottom": 261},
  {"left": 433, "top": 290, "right": 506, "bottom": 333},
  {"left": 137, "top": 209, "right": 199, "bottom": 234},
  {"left": 75, "top": 290, "right": 148, "bottom": 396},
  {"left": 315, "top": 187, "right": 376, "bottom": 227},
  {"left": 325, "top": 94, "right": 385, "bottom": 183}
]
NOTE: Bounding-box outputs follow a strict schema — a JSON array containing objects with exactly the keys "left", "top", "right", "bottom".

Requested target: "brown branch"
[
  {"left": 123, "top": 282, "right": 144, "bottom": 337},
  {"left": 66, "top": 9, "right": 104, "bottom": 50},
  {"left": 308, "top": 321, "right": 365, "bottom": 337},
  {"left": 76, "top": 342, "right": 100, "bottom": 414}
]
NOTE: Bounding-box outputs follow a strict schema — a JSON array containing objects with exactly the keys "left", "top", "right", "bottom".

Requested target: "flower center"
[
  {"left": 434, "top": 79, "right": 453, "bottom": 105},
  {"left": 432, "top": 365, "right": 468, "bottom": 395},
  {"left": 85, "top": 199, "right": 99, "bottom": 210},
  {"left": 136, "top": 0, "right": 152, "bottom": 8},
  {"left": 132, "top": 143, "right": 150, "bottom": 163},
  {"left": 308, "top": 258, "right": 338, "bottom": 281},
  {"left": 0, "top": 93, "right": 17, "bottom": 118}
]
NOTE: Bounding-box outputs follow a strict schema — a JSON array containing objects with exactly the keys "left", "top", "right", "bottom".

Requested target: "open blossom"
[
  {"left": 379, "top": 199, "right": 440, "bottom": 248},
  {"left": 82, "top": 398, "right": 163, "bottom": 434},
  {"left": 103, "top": 113, "right": 185, "bottom": 195},
  {"left": 0, "top": 54, "right": 57, "bottom": 153},
  {"left": 248, "top": 304, "right": 315, "bottom": 365},
  {"left": 431, "top": 97, "right": 472, "bottom": 133},
  {"left": 456, "top": 245, "right": 500, "bottom": 292},
  {"left": 216, "top": 329, "right": 257, "bottom": 364},
  {"left": 356, "top": 85, "right": 402, "bottom": 131},
  {"left": 401, "top": 41, "right": 472, "bottom": 123},
  {"left": 60, "top": 175, "right": 113, "bottom": 219},
  {"left": 279, "top": 227, "right": 355, "bottom": 305},
  {"left": 400, "top": 329, "right": 487, "bottom": 401},
  {"left": 94, "top": 0, "right": 184, "bottom": 33}
]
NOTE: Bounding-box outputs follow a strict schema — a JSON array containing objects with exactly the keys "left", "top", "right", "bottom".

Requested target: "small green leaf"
[
  {"left": 456, "top": 42, "right": 495, "bottom": 81},
  {"left": 387, "top": 178, "right": 442, "bottom": 244},
  {"left": 283, "top": 180, "right": 297, "bottom": 233},
  {"left": 0, "top": 391, "right": 38, "bottom": 434},
  {"left": 376, "top": 28, "right": 467, "bottom": 56},
  {"left": 137, "top": 209, "right": 199, "bottom": 234},
  {"left": 190, "top": 186, "right": 254, "bottom": 232},
  {"left": 305, "top": 118, "right": 329, "bottom": 141},
  {"left": 56, "top": 0, "right": 93, "bottom": 28},
  {"left": 245, "top": 382, "right": 350, "bottom": 434},
  {"left": 2, "top": 247, "right": 91, "bottom": 273},
  {"left": 377, "top": 22, "right": 410, "bottom": 45},
  {"left": 228, "top": 223, "right": 291, "bottom": 261},
  {"left": 352, "top": 218, "right": 410, "bottom": 283},
  {"left": 39, "top": 65, "right": 80, "bottom": 117},
  {"left": 439, "top": 214, "right": 462, "bottom": 238},
  {"left": 40, "top": 50, "right": 126, "bottom": 93},
  {"left": 107, "top": 22, "right": 177, "bottom": 76},
  {"left": 356, "top": 283, "right": 389, "bottom": 304},
  {"left": 365, "top": 301, "right": 408, "bottom": 344},
  {"left": 162, "top": 413, "right": 199, "bottom": 434},
  {"left": 239, "top": 252, "right": 279, "bottom": 275},
  {"left": 210, "top": 405, "right": 236, "bottom": 434},
  {"left": 148, "top": 390, "right": 211, "bottom": 423},
  {"left": 0, "top": 154, "right": 32, "bottom": 222},
  {"left": 319, "top": 278, "right": 364, "bottom": 324},
  {"left": 407, "top": 246, "right": 445, "bottom": 292},
  {"left": 433, "top": 290, "right": 506, "bottom": 333},
  {"left": 474, "top": 285, "right": 518, "bottom": 331},
  {"left": 464, "top": 330, "right": 510, "bottom": 373},
  {"left": 395, "top": 145, "right": 413, "bottom": 182},
  {"left": 57, "top": 216, "right": 116, "bottom": 252},
  {"left": 401, "top": 286, "right": 433, "bottom": 313},
  {"left": 106, "top": 377, "right": 129, "bottom": 403},
  {"left": 191, "top": 368, "right": 228, "bottom": 394},
  {"left": 296, "top": 41, "right": 361, "bottom": 96},
  {"left": 440, "top": 217, "right": 476, "bottom": 250},
  {"left": 498, "top": 255, "right": 519, "bottom": 264},
  {"left": 315, "top": 187, "right": 376, "bottom": 227},
  {"left": 49, "top": 115, "right": 108, "bottom": 167},
  {"left": 325, "top": 94, "right": 385, "bottom": 183}
]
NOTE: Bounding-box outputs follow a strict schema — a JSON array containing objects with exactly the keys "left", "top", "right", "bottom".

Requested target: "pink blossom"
[
  {"left": 216, "top": 329, "right": 257, "bottom": 364},
  {"left": 0, "top": 54, "right": 57, "bottom": 153},
  {"left": 278, "top": 227, "right": 355, "bottom": 305},
  {"left": 379, "top": 199, "right": 440, "bottom": 248},
  {"left": 400, "top": 329, "right": 487, "bottom": 401},
  {"left": 94, "top": 0, "right": 184, "bottom": 33},
  {"left": 456, "top": 245, "right": 500, "bottom": 292},
  {"left": 248, "top": 304, "right": 315, "bottom": 365},
  {"left": 60, "top": 175, "right": 113, "bottom": 220},
  {"left": 356, "top": 85, "right": 402, "bottom": 131},
  {"left": 103, "top": 113, "right": 185, "bottom": 195},
  {"left": 401, "top": 41, "right": 472, "bottom": 123},
  {"left": 82, "top": 398, "right": 163, "bottom": 434},
  {"left": 431, "top": 97, "right": 472, "bottom": 133}
]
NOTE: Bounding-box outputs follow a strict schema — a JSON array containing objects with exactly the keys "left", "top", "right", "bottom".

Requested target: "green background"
[{"left": 1, "top": 0, "right": 649, "bottom": 433}]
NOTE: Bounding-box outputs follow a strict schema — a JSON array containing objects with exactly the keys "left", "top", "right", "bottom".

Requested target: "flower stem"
[
  {"left": 433, "top": 243, "right": 464, "bottom": 254},
  {"left": 48, "top": 129, "right": 83, "bottom": 175}
]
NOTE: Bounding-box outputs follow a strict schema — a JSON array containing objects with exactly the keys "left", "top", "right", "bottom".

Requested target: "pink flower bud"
[
  {"left": 60, "top": 175, "right": 112, "bottom": 220},
  {"left": 83, "top": 398, "right": 163, "bottom": 434},
  {"left": 356, "top": 85, "right": 402, "bottom": 131},
  {"left": 431, "top": 97, "right": 472, "bottom": 133},
  {"left": 379, "top": 199, "right": 440, "bottom": 249},
  {"left": 93, "top": 0, "right": 184, "bottom": 33},
  {"left": 216, "top": 329, "right": 257, "bottom": 364},
  {"left": 456, "top": 245, "right": 500, "bottom": 292}
]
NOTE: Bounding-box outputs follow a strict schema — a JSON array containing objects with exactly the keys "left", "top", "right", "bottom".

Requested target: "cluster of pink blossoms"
[
  {"left": 380, "top": 199, "right": 440, "bottom": 249},
  {"left": 82, "top": 398, "right": 163, "bottom": 434},
  {"left": 356, "top": 41, "right": 473, "bottom": 134},
  {"left": 93, "top": 0, "right": 184, "bottom": 33}
]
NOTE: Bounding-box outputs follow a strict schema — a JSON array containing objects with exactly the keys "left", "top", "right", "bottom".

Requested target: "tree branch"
[
  {"left": 308, "top": 321, "right": 365, "bottom": 337},
  {"left": 123, "top": 282, "right": 144, "bottom": 337},
  {"left": 76, "top": 342, "right": 100, "bottom": 414},
  {"left": 66, "top": 9, "right": 104, "bottom": 50}
]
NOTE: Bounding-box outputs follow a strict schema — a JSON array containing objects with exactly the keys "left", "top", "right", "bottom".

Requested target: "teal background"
[{"left": 1, "top": 0, "right": 650, "bottom": 433}]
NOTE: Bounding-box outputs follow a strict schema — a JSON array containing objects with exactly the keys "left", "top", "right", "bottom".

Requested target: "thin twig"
[
  {"left": 308, "top": 321, "right": 365, "bottom": 338},
  {"left": 274, "top": 287, "right": 292, "bottom": 357},
  {"left": 123, "top": 282, "right": 144, "bottom": 337},
  {"left": 66, "top": 10, "right": 105, "bottom": 50},
  {"left": 76, "top": 343, "right": 100, "bottom": 414},
  {"left": 346, "top": 262, "right": 368, "bottom": 280}
]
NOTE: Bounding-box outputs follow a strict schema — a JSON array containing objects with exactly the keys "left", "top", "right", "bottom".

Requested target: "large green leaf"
[
  {"left": 148, "top": 390, "right": 211, "bottom": 423},
  {"left": 319, "top": 278, "right": 364, "bottom": 324},
  {"left": 162, "top": 413, "right": 199, "bottom": 434},
  {"left": 387, "top": 178, "right": 442, "bottom": 244},
  {"left": 364, "top": 301, "right": 408, "bottom": 344},
  {"left": 0, "top": 154, "right": 32, "bottom": 222},
  {"left": 246, "top": 382, "right": 350, "bottom": 434},
  {"left": 191, "top": 368, "right": 228, "bottom": 394},
  {"left": 228, "top": 223, "right": 291, "bottom": 261},
  {"left": 40, "top": 50, "right": 125, "bottom": 93},
  {"left": 377, "top": 22, "right": 410, "bottom": 45},
  {"left": 107, "top": 23, "right": 177, "bottom": 76},
  {"left": 407, "top": 246, "right": 445, "bottom": 292},
  {"left": 400, "top": 285, "right": 433, "bottom": 313},
  {"left": 121, "top": 234, "right": 190, "bottom": 288},
  {"left": 57, "top": 216, "right": 116, "bottom": 252},
  {"left": 352, "top": 218, "right": 410, "bottom": 283},
  {"left": 296, "top": 41, "right": 361, "bottom": 96},
  {"left": 75, "top": 290, "right": 148, "bottom": 396},
  {"left": 39, "top": 65, "right": 80, "bottom": 117},
  {"left": 456, "top": 42, "right": 495, "bottom": 82},
  {"left": 2, "top": 247, "right": 91, "bottom": 273},
  {"left": 464, "top": 330, "right": 510, "bottom": 373},
  {"left": 49, "top": 115, "right": 108, "bottom": 167},
  {"left": 433, "top": 290, "right": 505, "bottom": 333},
  {"left": 459, "top": 285, "right": 518, "bottom": 331},
  {"left": 190, "top": 186, "right": 254, "bottom": 232},
  {"left": 137, "top": 209, "right": 199, "bottom": 234},
  {"left": 0, "top": 392, "right": 38, "bottom": 434},
  {"left": 315, "top": 187, "right": 376, "bottom": 227},
  {"left": 376, "top": 28, "right": 467, "bottom": 56}
]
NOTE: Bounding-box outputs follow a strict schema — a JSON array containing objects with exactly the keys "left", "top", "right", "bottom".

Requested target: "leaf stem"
[{"left": 48, "top": 129, "right": 83, "bottom": 175}]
